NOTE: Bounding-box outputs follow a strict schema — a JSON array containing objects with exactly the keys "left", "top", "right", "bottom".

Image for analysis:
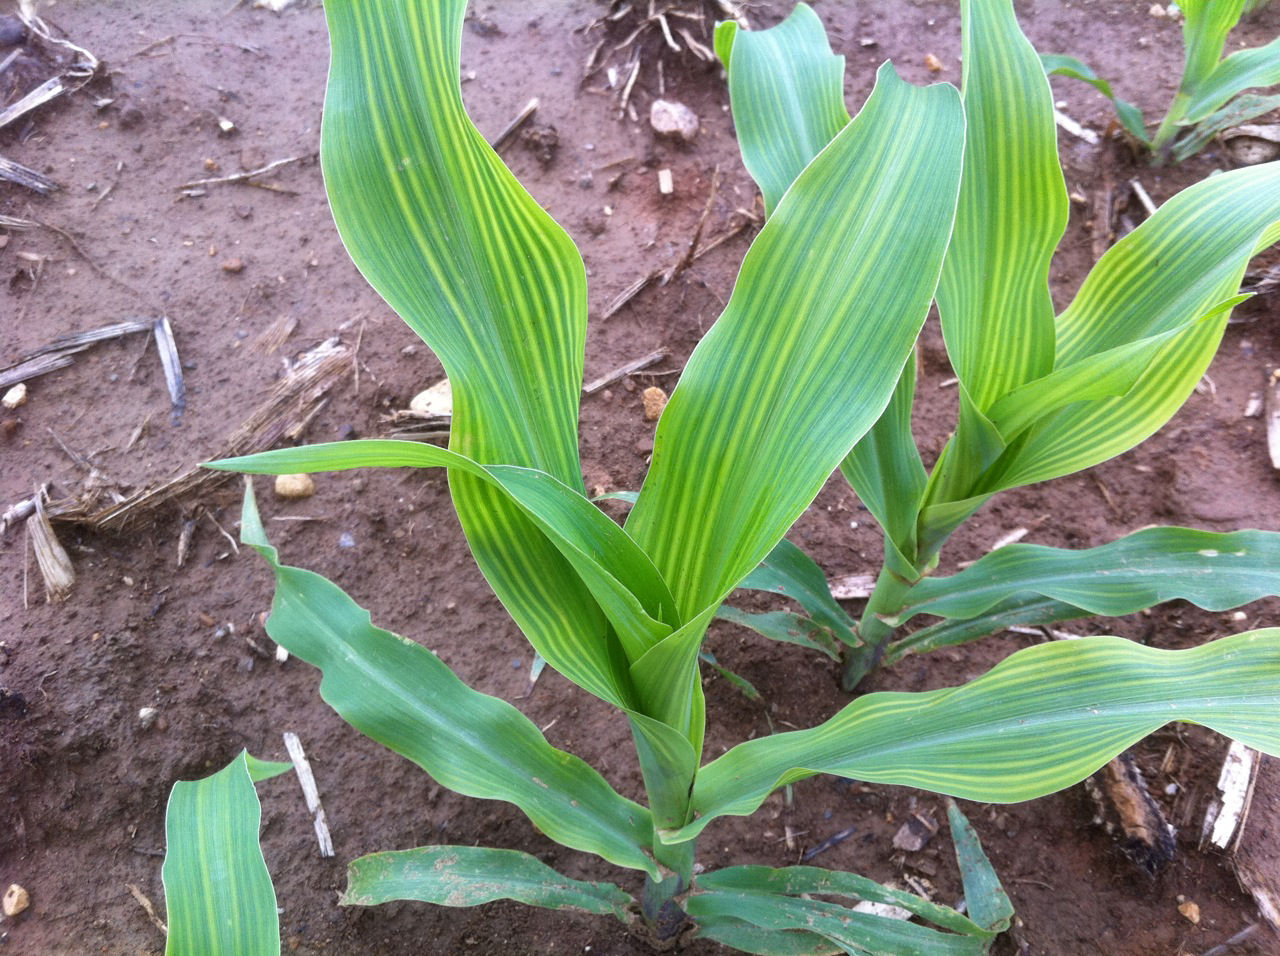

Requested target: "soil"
[{"left": 2, "top": 1, "right": 1279, "bottom": 954}]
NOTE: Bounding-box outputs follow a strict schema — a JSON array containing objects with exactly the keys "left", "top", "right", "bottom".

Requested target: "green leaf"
[
  {"left": 694, "top": 915, "right": 839, "bottom": 956},
  {"left": 945, "top": 801, "right": 1013, "bottom": 935},
  {"left": 162, "top": 752, "right": 280, "bottom": 956},
  {"left": 700, "top": 649, "right": 763, "bottom": 702},
  {"left": 938, "top": 0, "right": 1067, "bottom": 414},
  {"left": 985, "top": 166, "right": 1280, "bottom": 490},
  {"left": 1040, "top": 53, "right": 1148, "bottom": 142},
  {"left": 1177, "top": 1, "right": 1248, "bottom": 94},
  {"left": 321, "top": 0, "right": 631, "bottom": 736},
  {"left": 670, "top": 630, "right": 1280, "bottom": 842},
  {"left": 688, "top": 870, "right": 988, "bottom": 955},
  {"left": 238, "top": 480, "right": 659, "bottom": 877},
  {"left": 729, "top": 537, "right": 859, "bottom": 650},
  {"left": 1184, "top": 33, "right": 1280, "bottom": 122},
  {"left": 1171, "top": 91, "right": 1280, "bottom": 163},
  {"left": 244, "top": 755, "right": 294, "bottom": 783},
  {"left": 718, "top": 3, "right": 850, "bottom": 214},
  {"left": 215, "top": 440, "right": 676, "bottom": 689},
  {"left": 881, "top": 595, "right": 1087, "bottom": 667},
  {"left": 896, "top": 527, "right": 1280, "bottom": 625},
  {"left": 715, "top": 606, "right": 843, "bottom": 662},
  {"left": 840, "top": 354, "right": 929, "bottom": 568},
  {"left": 626, "top": 63, "right": 964, "bottom": 625},
  {"left": 343, "top": 846, "right": 633, "bottom": 922},
  {"left": 696, "top": 866, "right": 993, "bottom": 941}
]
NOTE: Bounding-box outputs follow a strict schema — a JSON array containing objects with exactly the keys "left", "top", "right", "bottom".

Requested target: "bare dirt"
[{"left": 2, "top": 1, "right": 1280, "bottom": 954}]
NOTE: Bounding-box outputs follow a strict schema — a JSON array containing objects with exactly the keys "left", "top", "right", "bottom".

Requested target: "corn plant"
[
  {"left": 712, "top": 2, "right": 1280, "bottom": 692},
  {"left": 1043, "top": 0, "right": 1280, "bottom": 164},
  {"left": 156, "top": 0, "right": 1280, "bottom": 952}
]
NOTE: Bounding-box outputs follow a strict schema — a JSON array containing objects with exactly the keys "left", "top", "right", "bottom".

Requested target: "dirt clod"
[
  {"left": 649, "top": 99, "right": 699, "bottom": 143},
  {"left": 220, "top": 257, "right": 245, "bottom": 274},
  {"left": 274, "top": 474, "right": 315, "bottom": 499},
  {"left": 641, "top": 386, "right": 667, "bottom": 421}
]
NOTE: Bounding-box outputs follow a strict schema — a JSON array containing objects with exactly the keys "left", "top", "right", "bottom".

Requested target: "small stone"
[
  {"left": 338, "top": 532, "right": 356, "bottom": 549},
  {"left": 409, "top": 379, "right": 453, "bottom": 417},
  {"left": 0, "top": 16, "right": 26, "bottom": 46},
  {"left": 1149, "top": 3, "right": 1165, "bottom": 17},
  {"left": 3, "top": 883, "right": 29, "bottom": 917},
  {"left": 221, "top": 257, "right": 245, "bottom": 274},
  {"left": 1177, "top": 900, "right": 1200, "bottom": 924},
  {"left": 138, "top": 707, "right": 159, "bottom": 729},
  {"left": 924, "top": 53, "right": 945, "bottom": 73},
  {"left": 634, "top": 437, "right": 655, "bottom": 456},
  {"left": 118, "top": 105, "right": 144, "bottom": 129},
  {"left": 274, "top": 473, "right": 315, "bottom": 499},
  {"left": 649, "top": 99, "right": 699, "bottom": 143},
  {"left": 642, "top": 386, "right": 668, "bottom": 421},
  {"left": 2, "top": 418, "right": 21, "bottom": 441},
  {"left": 2, "top": 383, "right": 27, "bottom": 409},
  {"left": 657, "top": 168, "right": 674, "bottom": 195}
]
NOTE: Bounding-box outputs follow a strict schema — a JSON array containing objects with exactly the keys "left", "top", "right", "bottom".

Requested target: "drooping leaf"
[
  {"left": 215, "top": 440, "right": 676, "bottom": 684},
  {"left": 715, "top": 606, "right": 843, "bottom": 661},
  {"left": 237, "top": 480, "right": 659, "bottom": 877},
  {"left": 1171, "top": 91, "right": 1280, "bottom": 163},
  {"left": 945, "top": 800, "right": 1013, "bottom": 935},
  {"left": 626, "top": 63, "right": 964, "bottom": 625},
  {"left": 696, "top": 866, "right": 994, "bottom": 941},
  {"left": 881, "top": 595, "right": 1087, "bottom": 667},
  {"left": 700, "top": 649, "right": 764, "bottom": 702},
  {"left": 1040, "top": 53, "right": 1148, "bottom": 142},
  {"left": 668, "top": 630, "right": 1280, "bottom": 842},
  {"left": 716, "top": 3, "right": 849, "bottom": 214},
  {"left": 895, "top": 527, "right": 1280, "bottom": 625},
  {"left": 727, "top": 537, "right": 859, "bottom": 651},
  {"left": 687, "top": 876, "right": 987, "bottom": 955},
  {"left": 343, "top": 846, "right": 634, "bottom": 922},
  {"left": 693, "top": 914, "right": 839, "bottom": 956},
  {"left": 162, "top": 752, "right": 288, "bottom": 956}
]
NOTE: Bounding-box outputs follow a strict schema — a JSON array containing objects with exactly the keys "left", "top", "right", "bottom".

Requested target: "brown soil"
[{"left": 2, "top": 1, "right": 1279, "bottom": 954}]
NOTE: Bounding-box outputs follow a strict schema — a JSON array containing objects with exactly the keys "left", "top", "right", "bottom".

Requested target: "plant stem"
[
  {"left": 840, "top": 555, "right": 917, "bottom": 692},
  {"left": 641, "top": 837, "right": 695, "bottom": 943}
]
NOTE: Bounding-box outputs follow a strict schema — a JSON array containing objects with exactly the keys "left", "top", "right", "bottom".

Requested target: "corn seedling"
[
  {"left": 711, "top": 3, "right": 1280, "bottom": 692},
  {"left": 1043, "top": 0, "right": 1280, "bottom": 163},
  {"left": 159, "top": 1, "right": 1280, "bottom": 952}
]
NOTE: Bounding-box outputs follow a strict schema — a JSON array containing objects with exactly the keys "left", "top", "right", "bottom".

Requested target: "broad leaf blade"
[
  {"left": 671, "top": 631, "right": 1280, "bottom": 841},
  {"left": 321, "top": 0, "right": 625, "bottom": 721},
  {"left": 343, "top": 846, "right": 633, "bottom": 921},
  {"left": 715, "top": 606, "right": 843, "bottom": 661},
  {"left": 988, "top": 164, "right": 1280, "bottom": 490},
  {"left": 938, "top": 0, "right": 1067, "bottom": 413},
  {"left": 694, "top": 915, "right": 838, "bottom": 956},
  {"left": 162, "top": 752, "right": 279, "bottom": 956},
  {"left": 719, "top": 2, "right": 850, "bottom": 214},
  {"left": 627, "top": 63, "right": 964, "bottom": 623},
  {"left": 238, "top": 480, "right": 659, "bottom": 877},
  {"left": 1184, "top": 33, "right": 1280, "bottom": 122},
  {"left": 898, "top": 527, "right": 1280, "bottom": 624}
]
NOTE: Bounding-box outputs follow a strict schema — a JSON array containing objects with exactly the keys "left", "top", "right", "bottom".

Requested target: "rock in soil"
[
  {"left": 3, "top": 884, "right": 29, "bottom": 917},
  {"left": 649, "top": 99, "right": 699, "bottom": 143},
  {"left": 274, "top": 473, "right": 315, "bottom": 499},
  {"left": 642, "top": 386, "right": 667, "bottom": 421}
]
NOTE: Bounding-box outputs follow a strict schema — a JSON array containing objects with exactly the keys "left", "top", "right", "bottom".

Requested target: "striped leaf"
[
  {"left": 162, "top": 752, "right": 291, "bottom": 956},
  {"left": 895, "top": 527, "right": 1280, "bottom": 625},
  {"left": 1183, "top": 32, "right": 1280, "bottom": 122},
  {"left": 715, "top": 3, "right": 849, "bottom": 214},
  {"left": 238, "top": 480, "right": 659, "bottom": 877},
  {"left": 667, "top": 630, "right": 1280, "bottom": 842},
  {"left": 320, "top": 0, "right": 621, "bottom": 732},
  {"left": 937, "top": 0, "right": 1066, "bottom": 415},
  {"left": 625, "top": 63, "right": 963, "bottom": 624},
  {"left": 981, "top": 167, "right": 1280, "bottom": 491},
  {"left": 343, "top": 846, "right": 633, "bottom": 921},
  {"left": 882, "top": 595, "right": 1087, "bottom": 667}
]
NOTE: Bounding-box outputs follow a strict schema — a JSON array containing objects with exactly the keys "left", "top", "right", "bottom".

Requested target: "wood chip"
[
  {"left": 657, "top": 167, "right": 674, "bottom": 195},
  {"left": 828, "top": 573, "right": 875, "bottom": 600},
  {"left": 1267, "top": 370, "right": 1280, "bottom": 469},
  {"left": 30, "top": 490, "right": 74, "bottom": 602},
  {"left": 583, "top": 349, "right": 667, "bottom": 395},
  {"left": 1203, "top": 740, "right": 1259, "bottom": 850}
]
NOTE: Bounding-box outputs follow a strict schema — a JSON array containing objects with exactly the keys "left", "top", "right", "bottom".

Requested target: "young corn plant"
[
  {"left": 1043, "top": 0, "right": 1280, "bottom": 164},
  {"left": 159, "top": 0, "right": 1280, "bottom": 952},
  {"left": 711, "top": 2, "right": 1280, "bottom": 692}
]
